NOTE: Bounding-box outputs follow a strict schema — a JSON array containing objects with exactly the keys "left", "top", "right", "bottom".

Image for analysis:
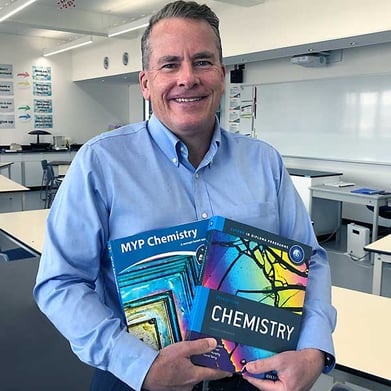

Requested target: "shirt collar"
[{"left": 147, "top": 114, "right": 221, "bottom": 168}]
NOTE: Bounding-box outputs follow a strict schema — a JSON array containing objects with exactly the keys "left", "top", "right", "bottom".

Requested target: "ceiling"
[
  {"left": 0, "top": 0, "right": 265, "bottom": 42},
  {"left": 0, "top": 0, "right": 172, "bottom": 41},
  {"left": 3, "top": 0, "right": 391, "bottom": 83}
]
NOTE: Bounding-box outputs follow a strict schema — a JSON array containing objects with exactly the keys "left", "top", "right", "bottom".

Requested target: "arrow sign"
[
  {"left": 18, "top": 105, "right": 31, "bottom": 111},
  {"left": 17, "top": 72, "right": 30, "bottom": 78},
  {"left": 19, "top": 113, "right": 31, "bottom": 120}
]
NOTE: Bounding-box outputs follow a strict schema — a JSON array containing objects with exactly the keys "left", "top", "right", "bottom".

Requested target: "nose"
[{"left": 177, "top": 62, "right": 199, "bottom": 89}]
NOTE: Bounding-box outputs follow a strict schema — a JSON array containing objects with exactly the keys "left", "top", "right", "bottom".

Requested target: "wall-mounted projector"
[{"left": 290, "top": 53, "right": 328, "bottom": 67}]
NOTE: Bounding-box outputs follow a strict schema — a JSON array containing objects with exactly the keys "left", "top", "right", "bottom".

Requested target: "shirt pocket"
[{"left": 220, "top": 201, "right": 279, "bottom": 233}]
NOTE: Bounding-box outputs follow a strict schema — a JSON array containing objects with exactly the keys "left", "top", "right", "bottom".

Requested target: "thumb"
[
  {"left": 245, "top": 355, "right": 277, "bottom": 375},
  {"left": 183, "top": 337, "right": 218, "bottom": 356}
]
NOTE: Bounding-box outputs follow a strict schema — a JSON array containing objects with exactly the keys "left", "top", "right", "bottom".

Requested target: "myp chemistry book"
[
  {"left": 187, "top": 216, "right": 312, "bottom": 378},
  {"left": 108, "top": 220, "right": 209, "bottom": 350}
]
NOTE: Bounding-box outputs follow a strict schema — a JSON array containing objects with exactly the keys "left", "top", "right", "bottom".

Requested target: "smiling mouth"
[{"left": 174, "top": 97, "right": 204, "bottom": 103}]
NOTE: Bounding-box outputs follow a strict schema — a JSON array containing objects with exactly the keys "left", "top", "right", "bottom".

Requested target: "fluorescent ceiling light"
[
  {"left": 43, "top": 36, "right": 93, "bottom": 57},
  {"left": 0, "top": 0, "right": 38, "bottom": 23},
  {"left": 107, "top": 16, "right": 149, "bottom": 38}
]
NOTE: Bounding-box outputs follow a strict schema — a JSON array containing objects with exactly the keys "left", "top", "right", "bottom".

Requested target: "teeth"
[{"left": 175, "top": 97, "right": 201, "bottom": 102}]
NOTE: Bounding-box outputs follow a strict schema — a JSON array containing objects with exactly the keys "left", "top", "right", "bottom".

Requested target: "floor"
[{"left": 3, "top": 191, "right": 391, "bottom": 390}]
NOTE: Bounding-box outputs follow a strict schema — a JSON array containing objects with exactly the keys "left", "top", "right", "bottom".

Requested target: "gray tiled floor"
[{"left": 322, "top": 223, "right": 391, "bottom": 298}]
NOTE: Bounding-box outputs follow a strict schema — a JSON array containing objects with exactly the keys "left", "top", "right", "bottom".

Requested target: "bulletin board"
[{"left": 252, "top": 74, "right": 391, "bottom": 164}]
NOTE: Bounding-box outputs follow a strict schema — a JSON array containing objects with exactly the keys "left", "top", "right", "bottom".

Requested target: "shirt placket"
[{"left": 193, "top": 169, "right": 212, "bottom": 221}]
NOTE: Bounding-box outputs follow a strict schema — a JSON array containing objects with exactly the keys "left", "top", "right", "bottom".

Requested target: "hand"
[
  {"left": 242, "top": 349, "right": 324, "bottom": 391},
  {"left": 142, "top": 338, "right": 232, "bottom": 391}
]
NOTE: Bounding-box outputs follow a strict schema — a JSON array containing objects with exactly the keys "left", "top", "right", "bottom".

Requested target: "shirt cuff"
[{"left": 323, "top": 351, "right": 335, "bottom": 374}]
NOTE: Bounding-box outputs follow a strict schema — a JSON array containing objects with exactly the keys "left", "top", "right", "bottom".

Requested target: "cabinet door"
[
  {"left": 9, "top": 162, "right": 23, "bottom": 184},
  {"left": 24, "top": 160, "right": 44, "bottom": 187}
]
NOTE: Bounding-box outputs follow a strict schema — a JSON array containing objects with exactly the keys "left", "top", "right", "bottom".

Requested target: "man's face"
[{"left": 139, "top": 17, "right": 226, "bottom": 139}]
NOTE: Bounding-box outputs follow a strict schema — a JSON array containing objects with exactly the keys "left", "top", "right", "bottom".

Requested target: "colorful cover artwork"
[
  {"left": 108, "top": 220, "right": 209, "bottom": 350},
  {"left": 187, "top": 216, "right": 312, "bottom": 378}
]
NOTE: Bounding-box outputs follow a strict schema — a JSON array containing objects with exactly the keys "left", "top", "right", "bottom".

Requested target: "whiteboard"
[{"left": 254, "top": 74, "right": 391, "bottom": 164}]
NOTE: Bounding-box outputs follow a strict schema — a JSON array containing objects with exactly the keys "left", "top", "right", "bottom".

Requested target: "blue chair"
[
  {"left": 367, "top": 205, "right": 391, "bottom": 235},
  {"left": 329, "top": 383, "right": 355, "bottom": 391},
  {"left": 0, "top": 247, "right": 35, "bottom": 261},
  {"left": 41, "top": 159, "right": 63, "bottom": 208}
]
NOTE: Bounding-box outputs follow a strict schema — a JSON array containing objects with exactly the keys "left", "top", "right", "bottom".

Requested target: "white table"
[
  {"left": 0, "top": 209, "right": 49, "bottom": 255},
  {"left": 0, "top": 174, "right": 29, "bottom": 210},
  {"left": 288, "top": 168, "right": 342, "bottom": 236},
  {"left": 364, "top": 234, "right": 391, "bottom": 295},
  {"left": 48, "top": 160, "right": 71, "bottom": 176},
  {"left": 332, "top": 286, "right": 391, "bottom": 387},
  {"left": 310, "top": 184, "right": 391, "bottom": 242},
  {"left": 0, "top": 161, "right": 13, "bottom": 178}
]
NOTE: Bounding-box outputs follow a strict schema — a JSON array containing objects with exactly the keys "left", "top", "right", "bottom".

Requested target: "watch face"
[
  {"left": 123, "top": 52, "right": 129, "bottom": 65},
  {"left": 103, "top": 56, "right": 109, "bottom": 69}
]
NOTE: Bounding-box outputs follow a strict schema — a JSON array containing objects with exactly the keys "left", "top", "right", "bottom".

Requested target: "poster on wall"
[
  {"left": 228, "top": 86, "right": 241, "bottom": 132},
  {"left": 239, "top": 85, "right": 256, "bottom": 136},
  {"left": 0, "top": 65, "right": 15, "bottom": 129},
  {"left": 34, "top": 114, "right": 53, "bottom": 129},
  {"left": 0, "top": 115, "right": 15, "bottom": 129},
  {"left": 34, "top": 99, "right": 52, "bottom": 113},
  {"left": 32, "top": 65, "right": 51, "bottom": 81},
  {"left": 0, "top": 98, "right": 14, "bottom": 113},
  {"left": 0, "top": 81, "right": 14, "bottom": 95},
  {"left": 33, "top": 82, "right": 52, "bottom": 96},
  {"left": 0, "top": 64, "right": 13, "bottom": 79}
]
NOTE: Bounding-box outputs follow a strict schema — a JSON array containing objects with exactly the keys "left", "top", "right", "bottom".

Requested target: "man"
[{"left": 34, "top": 1, "right": 336, "bottom": 390}]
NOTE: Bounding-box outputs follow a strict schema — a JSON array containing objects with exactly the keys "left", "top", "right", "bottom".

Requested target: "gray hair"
[{"left": 141, "top": 1, "right": 223, "bottom": 70}]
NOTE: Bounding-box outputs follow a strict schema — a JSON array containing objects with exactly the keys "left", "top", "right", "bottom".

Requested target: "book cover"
[
  {"left": 350, "top": 188, "right": 384, "bottom": 195},
  {"left": 187, "top": 216, "right": 312, "bottom": 377},
  {"left": 108, "top": 220, "right": 209, "bottom": 350}
]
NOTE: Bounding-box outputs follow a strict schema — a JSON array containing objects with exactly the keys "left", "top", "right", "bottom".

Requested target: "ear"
[
  {"left": 221, "top": 64, "right": 226, "bottom": 78},
  {"left": 139, "top": 71, "right": 151, "bottom": 100},
  {"left": 220, "top": 64, "right": 226, "bottom": 93}
]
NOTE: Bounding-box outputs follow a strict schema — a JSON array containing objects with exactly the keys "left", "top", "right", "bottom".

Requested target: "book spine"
[{"left": 107, "top": 241, "right": 126, "bottom": 311}]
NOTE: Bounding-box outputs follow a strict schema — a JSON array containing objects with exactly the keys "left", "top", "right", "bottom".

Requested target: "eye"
[
  {"left": 194, "top": 60, "right": 212, "bottom": 67},
  {"left": 161, "top": 63, "right": 179, "bottom": 70}
]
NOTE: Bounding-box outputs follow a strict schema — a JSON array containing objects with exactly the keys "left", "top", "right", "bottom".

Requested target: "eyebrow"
[{"left": 157, "top": 51, "right": 216, "bottom": 65}]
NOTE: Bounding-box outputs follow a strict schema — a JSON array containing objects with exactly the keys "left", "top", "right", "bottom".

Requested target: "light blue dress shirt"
[{"left": 34, "top": 114, "right": 336, "bottom": 391}]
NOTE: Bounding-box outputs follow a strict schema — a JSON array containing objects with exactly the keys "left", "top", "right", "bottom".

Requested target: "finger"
[
  {"left": 245, "top": 355, "right": 278, "bottom": 375},
  {"left": 182, "top": 337, "right": 218, "bottom": 356}
]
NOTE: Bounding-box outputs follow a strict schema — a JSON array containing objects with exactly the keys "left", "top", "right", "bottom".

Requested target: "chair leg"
[{"left": 40, "top": 170, "right": 48, "bottom": 200}]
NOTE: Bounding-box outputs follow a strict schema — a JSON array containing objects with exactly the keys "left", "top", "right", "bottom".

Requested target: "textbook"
[
  {"left": 108, "top": 220, "right": 209, "bottom": 350},
  {"left": 187, "top": 216, "right": 312, "bottom": 378},
  {"left": 350, "top": 188, "right": 385, "bottom": 195}
]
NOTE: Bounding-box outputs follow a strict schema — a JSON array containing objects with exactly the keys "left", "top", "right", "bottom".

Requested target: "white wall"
[
  {"left": 0, "top": 33, "right": 132, "bottom": 146},
  {"left": 220, "top": 42, "right": 391, "bottom": 226},
  {"left": 71, "top": 0, "right": 391, "bottom": 81},
  {"left": 219, "top": 0, "right": 391, "bottom": 59},
  {"left": 72, "top": 36, "right": 142, "bottom": 81}
]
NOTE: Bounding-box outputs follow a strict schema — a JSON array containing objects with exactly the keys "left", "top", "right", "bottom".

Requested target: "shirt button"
[
  {"left": 195, "top": 173, "right": 199, "bottom": 179},
  {"left": 172, "top": 158, "right": 177, "bottom": 164},
  {"left": 201, "top": 212, "right": 208, "bottom": 219}
]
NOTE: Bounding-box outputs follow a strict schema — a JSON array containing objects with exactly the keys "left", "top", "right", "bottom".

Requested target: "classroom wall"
[
  {"left": 220, "top": 42, "right": 391, "bottom": 226},
  {"left": 220, "top": 0, "right": 391, "bottom": 61},
  {"left": 71, "top": 0, "right": 391, "bottom": 81},
  {"left": 0, "top": 33, "right": 132, "bottom": 146}
]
